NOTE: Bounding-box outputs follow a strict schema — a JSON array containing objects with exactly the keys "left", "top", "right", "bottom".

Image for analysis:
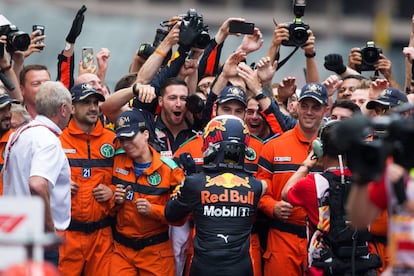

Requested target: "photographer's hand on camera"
[
  {"left": 348, "top": 47, "right": 362, "bottom": 71},
  {"left": 237, "top": 27, "right": 264, "bottom": 55},
  {"left": 215, "top": 17, "right": 245, "bottom": 44},
  {"left": 374, "top": 53, "right": 401, "bottom": 89},
  {"left": 301, "top": 29, "right": 315, "bottom": 56},
  {"left": 268, "top": 23, "right": 289, "bottom": 63}
]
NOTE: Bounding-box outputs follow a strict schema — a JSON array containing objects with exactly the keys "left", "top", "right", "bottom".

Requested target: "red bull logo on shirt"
[{"left": 205, "top": 173, "right": 250, "bottom": 188}]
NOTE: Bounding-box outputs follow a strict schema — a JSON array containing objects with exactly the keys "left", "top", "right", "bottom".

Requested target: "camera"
[
  {"left": 357, "top": 41, "right": 382, "bottom": 72},
  {"left": 334, "top": 113, "right": 414, "bottom": 182},
  {"left": 186, "top": 94, "right": 205, "bottom": 114},
  {"left": 282, "top": 0, "right": 310, "bottom": 47},
  {"left": 178, "top": 9, "right": 210, "bottom": 49},
  {"left": 137, "top": 28, "right": 169, "bottom": 60},
  {"left": 0, "top": 15, "right": 30, "bottom": 55}
]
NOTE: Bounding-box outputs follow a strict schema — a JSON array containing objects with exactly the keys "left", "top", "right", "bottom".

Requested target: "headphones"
[{"left": 312, "top": 120, "right": 340, "bottom": 158}]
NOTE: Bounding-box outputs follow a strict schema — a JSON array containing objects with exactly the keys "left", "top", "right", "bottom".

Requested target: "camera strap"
[{"left": 277, "top": 46, "right": 299, "bottom": 70}]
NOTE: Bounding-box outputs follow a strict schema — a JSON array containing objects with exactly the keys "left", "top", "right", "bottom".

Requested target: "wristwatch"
[{"left": 254, "top": 93, "right": 266, "bottom": 101}]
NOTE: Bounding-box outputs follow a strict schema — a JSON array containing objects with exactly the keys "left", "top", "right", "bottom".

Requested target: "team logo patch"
[
  {"left": 274, "top": 156, "right": 292, "bottom": 162},
  {"left": 147, "top": 172, "right": 161, "bottom": 186},
  {"left": 245, "top": 147, "right": 256, "bottom": 161},
  {"left": 100, "top": 143, "right": 115, "bottom": 158}
]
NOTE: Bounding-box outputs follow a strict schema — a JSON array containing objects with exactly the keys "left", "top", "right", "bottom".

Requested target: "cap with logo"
[
  {"left": 299, "top": 82, "right": 328, "bottom": 106},
  {"left": 217, "top": 86, "right": 247, "bottom": 107},
  {"left": 366, "top": 87, "right": 408, "bottom": 109},
  {"left": 0, "top": 93, "right": 19, "bottom": 109},
  {"left": 70, "top": 82, "right": 105, "bottom": 102},
  {"left": 115, "top": 109, "right": 147, "bottom": 139}
]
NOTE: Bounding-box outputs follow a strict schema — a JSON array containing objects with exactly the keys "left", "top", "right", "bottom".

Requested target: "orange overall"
[
  {"left": 110, "top": 146, "right": 184, "bottom": 276},
  {"left": 58, "top": 120, "right": 116, "bottom": 276},
  {"left": 257, "top": 124, "right": 315, "bottom": 276},
  {"left": 0, "top": 129, "right": 13, "bottom": 195}
]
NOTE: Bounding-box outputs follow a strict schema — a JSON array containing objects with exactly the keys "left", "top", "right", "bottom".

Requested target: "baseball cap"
[
  {"left": 299, "top": 82, "right": 328, "bottom": 106},
  {"left": 0, "top": 93, "right": 19, "bottom": 109},
  {"left": 70, "top": 82, "right": 105, "bottom": 102},
  {"left": 115, "top": 109, "right": 147, "bottom": 139},
  {"left": 217, "top": 86, "right": 247, "bottom": 107},
  {"left": 366, "top": 87, "right": 408, "bottom": 109}
]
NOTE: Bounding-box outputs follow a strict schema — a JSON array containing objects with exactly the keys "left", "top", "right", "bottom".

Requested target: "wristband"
[
  {"left": 132, "top": 83, "right": 141, "bottom": 97},
  {"left": 1, "top": 64, "right": 12, "bottom": 72},
  {"left": 305, "top": 52, "right": 316, "bottom": 58},
  {"left": 254, "top": 93, "right": 266, "bottom": 101},
  {"left": 155, "top": 49, "right": 167, "bottom": 58}
]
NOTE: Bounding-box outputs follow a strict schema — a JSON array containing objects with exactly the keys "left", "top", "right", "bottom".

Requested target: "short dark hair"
[
  {"left": 19, "top": 64, "right": 50, "bottom": 86},
  {"left": 114, "top": 72, "right": 137, "bottom": 91},
  {"left": 331, "top": 99, "right": 361, "bottom": 114},
  {"left": 160, "top": 77, "right": 188, "bottom": 97}
]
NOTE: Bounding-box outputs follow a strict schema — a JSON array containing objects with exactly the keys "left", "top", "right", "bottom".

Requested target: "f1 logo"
[{"left": 0, "top": 215, "right": 26, "bottom": 233}]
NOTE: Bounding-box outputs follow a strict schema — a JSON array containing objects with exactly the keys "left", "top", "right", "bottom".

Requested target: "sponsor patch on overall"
[
  {"left": 100, "top": 143, "right": 115, "bottom": 158},
  {"left": 147, "top": 172, "right": 161, "bottom": 186},
  {"left": 274, "top": 156, "right": 292, "bottom": 162}
]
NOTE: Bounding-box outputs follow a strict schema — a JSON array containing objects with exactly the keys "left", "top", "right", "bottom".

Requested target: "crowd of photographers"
[{"left": 2, "top": 1, "right": 414, "bottom": 275}]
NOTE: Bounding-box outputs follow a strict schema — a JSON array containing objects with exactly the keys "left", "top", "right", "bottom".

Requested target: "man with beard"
[
  {"left": 0, "top": 93, "right": 20, "bottom": 195},
  {"left": 58, "top": 83, "right": 115, "bottom": 275}
]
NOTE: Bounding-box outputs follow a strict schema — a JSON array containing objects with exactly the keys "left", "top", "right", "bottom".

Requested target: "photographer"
[
  {"left": 0, "top": 35, "right": 23, "bottom": 101},
  {"left": 348, "top": 45, "right": 401, "bottom": 90}
]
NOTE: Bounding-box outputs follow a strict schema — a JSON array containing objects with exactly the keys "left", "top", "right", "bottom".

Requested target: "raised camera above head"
[
  {"left": 357, "top": 41, "right": 383, "bottom": 72},
  {"left": 0, "top": 15, "right": 30, "bottom": 54},
  {"left": 178, "top": 9, "right": 210, "bottom": 49},
  {"left": 282, "top": 0, "right": 310, "bottom": 47}
]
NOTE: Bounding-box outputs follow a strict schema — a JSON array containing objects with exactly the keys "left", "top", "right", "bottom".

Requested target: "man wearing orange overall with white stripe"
[
  {"left": 257, "top": 82, "right": 328, "bottom": 276},
  {"left": 58, "top": 83, "right": 115, "bottom": 276}
]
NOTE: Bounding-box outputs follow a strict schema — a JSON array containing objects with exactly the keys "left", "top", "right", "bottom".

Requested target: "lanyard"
[{"left": 3, "top": 123, "right": 59, "bottom": 171}]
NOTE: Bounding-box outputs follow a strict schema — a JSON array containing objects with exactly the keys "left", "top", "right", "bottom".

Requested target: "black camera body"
[
  {"left": 334, "top": 113, "right": 414, "bottom": 182},
  {"left": 0, "top": 24, "right": 30, "bottom": 53},
  {"left": 0, "top": 15, "right": 30, "bottom": 54},
  {"left": 179, "top": 9, "right": 210, "bottom": 49},
  {"left": 357, "top": 41, "right": 382, "bottom": 72},
  {"left": 282, "top": 0, "right": 310, "bottom": 47},
  {"left": 137, "top": 28, "right": 169, "bottom": 60}
]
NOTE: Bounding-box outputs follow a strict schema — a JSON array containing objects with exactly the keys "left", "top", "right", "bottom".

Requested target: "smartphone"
[
  {"left": 32, "top": 25, "right": 45, "bottom": 48},
  {"left": 229, "top": 21, "right": 255, "bottom": 35},
  {"left": 81, "top": 47, "right": 94, "bottom": 69}
]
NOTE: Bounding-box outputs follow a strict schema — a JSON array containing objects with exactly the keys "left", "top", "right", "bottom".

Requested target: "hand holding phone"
[
  {"left": 229, "top": 21, "right": 255, "bottom": 35},
  {"left": 81, "top": 47, "right": 94, "bottom": 69},
  {"left": 32, "top": 25, "right": 45, "bottom": 50}
]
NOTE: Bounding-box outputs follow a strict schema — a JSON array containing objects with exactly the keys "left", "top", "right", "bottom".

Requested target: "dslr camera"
[
  {"left": 0, "top": 15, "right": 30, "bottom": 56},
  {"left": 178, "top": 9, "right": 210, "bottom": 49},
  {"left": 138, "top": 28, "right": 169, "bottom": 60},
  {"left": 282, "top": 0, "right": 310, "bottom": 47},
  {"left": 357, "top": 41, "right": 382, "bottom": 72}
]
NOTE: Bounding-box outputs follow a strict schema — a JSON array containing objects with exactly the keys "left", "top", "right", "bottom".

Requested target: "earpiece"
[
  {"left": 312, "top": 119, "right": 340, "bottom": 159},
  {"left": 312, "top": 138, "right": 324, "bottom": 158}
]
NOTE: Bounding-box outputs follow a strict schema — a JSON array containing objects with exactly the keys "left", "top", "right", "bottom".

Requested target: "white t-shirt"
[{"left": 3, "top": 115, "right": 71, "bottom": 230}]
